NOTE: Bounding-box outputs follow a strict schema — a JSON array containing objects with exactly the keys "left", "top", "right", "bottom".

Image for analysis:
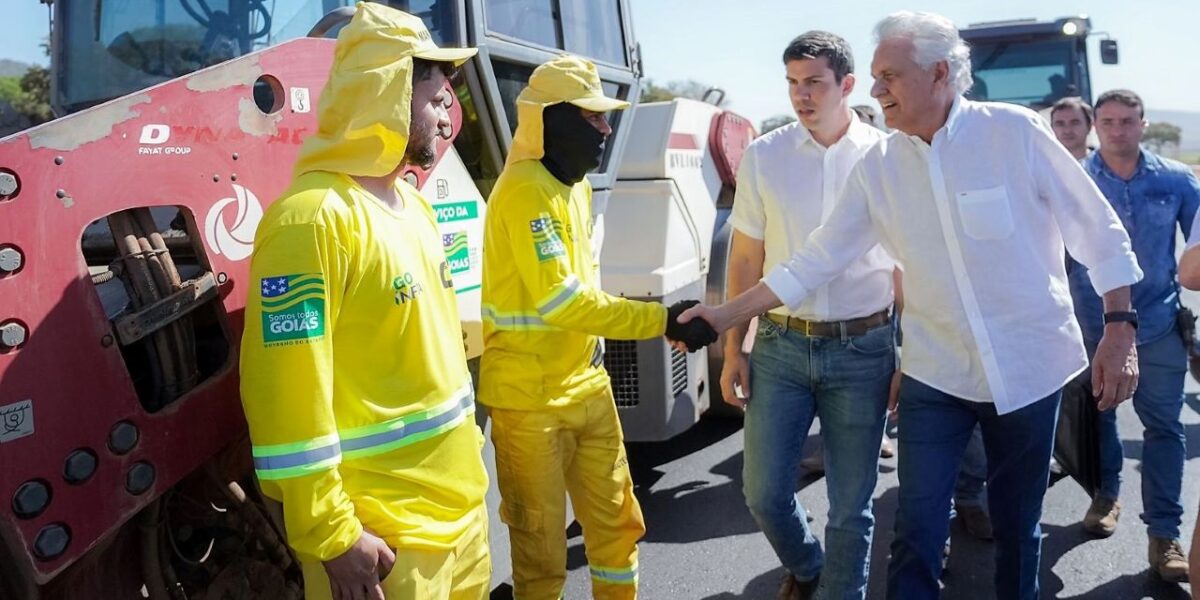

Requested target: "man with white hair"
[{"left": 678, "top": 11, "right": 1142, "bottom": 599}]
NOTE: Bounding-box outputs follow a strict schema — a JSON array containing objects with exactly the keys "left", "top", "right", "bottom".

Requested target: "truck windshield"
[
  {"left": 56, "top": 0, "right": 460, "bottom": 113},
  {"left": 967, "top": 38, "right": 1079, "bottom": 109}
]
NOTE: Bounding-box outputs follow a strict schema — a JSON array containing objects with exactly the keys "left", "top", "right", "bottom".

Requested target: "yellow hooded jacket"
[
  {"left": 239, "top": 3, "right": 484, "bottom": 562},
  {"left": 479, "top": 56, "right": 668, "bottom": 411}
]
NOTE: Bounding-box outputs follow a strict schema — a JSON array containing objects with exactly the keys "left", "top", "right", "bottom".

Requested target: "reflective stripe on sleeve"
[
  {"left": 536, "top": 275, "right": 582, "bottom": 318},
  {"left": 253, "top": 432, "right": 342, "bottom": 481},
  {"left": 251, "top": 386, "right": 476, "bottom": 479},
  {"left": 482, "top": 304, "right": 558, "bottom": 331},
  {"left": 339, "top": 385, "right": 476, "bottom": 461}
]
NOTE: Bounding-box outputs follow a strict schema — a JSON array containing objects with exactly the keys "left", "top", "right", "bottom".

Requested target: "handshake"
[{"left": 665, "top": 300, "right": 718, "bottom": 352}]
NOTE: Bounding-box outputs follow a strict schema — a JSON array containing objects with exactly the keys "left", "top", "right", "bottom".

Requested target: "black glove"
[{"left": 666, "top": 300, "right": 718, "bottom": 352}]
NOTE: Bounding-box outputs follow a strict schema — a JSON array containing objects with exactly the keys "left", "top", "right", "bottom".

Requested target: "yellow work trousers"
[
  {"left": 491, "top": 388, "right": 644, "bottom": 600},
  {"left": 300, "top": 505, "right": 490, "bottom": 600}
]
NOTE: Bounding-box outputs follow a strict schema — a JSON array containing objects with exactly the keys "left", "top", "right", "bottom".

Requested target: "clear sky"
[
  {"left": 4, "top": 3, "right": 51, "bottom": 66},
  {"left": 3, "top": 1, "right": 1196, "bottom": 126}
]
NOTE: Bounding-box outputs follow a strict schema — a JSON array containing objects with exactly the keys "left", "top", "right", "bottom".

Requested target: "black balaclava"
[{"left": 540, "top": 102, "right": 606, "bottom": 186}]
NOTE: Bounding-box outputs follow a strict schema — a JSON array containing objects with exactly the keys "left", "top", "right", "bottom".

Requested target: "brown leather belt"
[{"left": 764, "top": 310, "right": 890, "bottom": 338}]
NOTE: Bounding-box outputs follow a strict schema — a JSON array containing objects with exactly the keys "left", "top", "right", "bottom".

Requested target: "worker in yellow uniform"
[
  {"left": 479, "top": 55, "right": 716, "bottom": 600},
  {"left": 239, "top": 5, "right": 486, "bottom": 600}
]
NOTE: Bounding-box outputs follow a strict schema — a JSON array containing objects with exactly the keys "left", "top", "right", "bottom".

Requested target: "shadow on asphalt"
[
  {"left": 1040, "top": 522, "right": 1193, "bottom": 600},
  {"left": 626, "top": 415, "right": 760, "bottom": 545},
  {"left": 698, "top": 566, "right": 791, "bottom": 599},
  {"left": 626, "top": 414, "right": 746, "bottom": 480},
  {"left": 866, "top": 472, "right": 1195, "bottom": 598},
  {"left": 863, "top": 485, "right": 1192, "bottom": 599},
  {"left": 626, "top": 415, "right": 830, "bottom": 546}
]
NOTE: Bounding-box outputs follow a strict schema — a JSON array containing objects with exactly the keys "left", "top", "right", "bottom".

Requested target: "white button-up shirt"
[
  {"left": 1188, "top": 209, "right": 1200, "bottom": 250},
  {"left": 763, "top": 98, "right": 1142, "bottom": 414},
  {"left": 730, "top": 116, "right": 894, "bottom": 321}
]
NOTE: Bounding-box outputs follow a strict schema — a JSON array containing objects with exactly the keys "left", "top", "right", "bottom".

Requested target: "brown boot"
[
  {"left": 1081, "top": 496, "right": 1120, "bottom": 537},
  {"left": 1148, "top": 536, "right": 1189, "bottom": 582},
  {"left": 776, "top": 573, "right": 820, "bottom": 600}
]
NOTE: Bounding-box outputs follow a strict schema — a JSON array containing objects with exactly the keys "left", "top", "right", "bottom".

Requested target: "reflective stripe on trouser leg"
[
  {"left": 590, "top": 561, "right": 638, "bottom": 585},
  {"left": 491, "top": 406, "right": 574, "bottom": 600},
  {"left": 569, "top": 390, "right": 644, "bottom": 600}
]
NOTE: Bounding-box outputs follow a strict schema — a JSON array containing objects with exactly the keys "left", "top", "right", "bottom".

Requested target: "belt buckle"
[{"left": 803, "top": 320, "right": 813, "bottom": 336}]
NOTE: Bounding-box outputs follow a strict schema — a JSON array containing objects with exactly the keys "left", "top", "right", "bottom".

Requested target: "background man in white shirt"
[
  {"left": 680, "top": 11, "right": 1141, "bottom": 600},
  {"left": 722, "top": 31, "right": 893, "bottom": 600}
]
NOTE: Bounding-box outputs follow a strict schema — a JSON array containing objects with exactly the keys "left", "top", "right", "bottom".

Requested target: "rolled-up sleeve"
[
  {"left": 763, "top": 165, "right": 881, "bottom": 310},
  {"left": 1086, "top": 253, "right": 1145, "bottom": 297},
  {"left": 728, "top": 146, "right": 766, "bottom": 240},
  {"left": 1029, "top": 117, "right": 1142, "bottom": 295}
]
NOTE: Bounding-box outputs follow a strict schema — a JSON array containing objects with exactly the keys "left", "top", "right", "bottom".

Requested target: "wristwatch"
[{"left": 1103, "top": 310, "right": 1139, "bottom": 330}]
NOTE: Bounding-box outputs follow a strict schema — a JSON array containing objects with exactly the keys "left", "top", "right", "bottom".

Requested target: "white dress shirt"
[
  {"left": 763, "top": 98, "right": 1142, "bottom": 414},
  {"left": 730, "top": 116, "right": 894, "bottom": 321}
]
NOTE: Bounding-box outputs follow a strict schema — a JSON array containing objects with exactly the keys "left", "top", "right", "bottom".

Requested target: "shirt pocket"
[
  {"left": 1144, "top": 193, "right": 1179, "bottom": 228},
  {"left": 956, "top": 185, "right": 1015, "bottom": 241}
]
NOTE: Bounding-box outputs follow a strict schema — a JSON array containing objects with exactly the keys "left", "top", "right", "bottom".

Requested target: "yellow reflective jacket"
[
  {"left": 241, "top": 177, "right": 486, "bottom": 560},
  {"left": 239, "top": 3, "right": 485, "bottom": 562},
  {"left": 479, "top": 160, "right": 667, "bottom": 410}
]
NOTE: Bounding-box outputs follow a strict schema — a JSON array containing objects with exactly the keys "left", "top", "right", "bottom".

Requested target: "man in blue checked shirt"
[{"left": 1067, "top": 88, "right": 1200, "bottom": 582}]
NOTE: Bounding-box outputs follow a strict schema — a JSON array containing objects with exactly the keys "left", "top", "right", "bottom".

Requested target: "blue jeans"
[
  {"left": 1092, "top": 330, "right": 1187, "bottom": 538},
  {"left": 886, "top": 377, "right": 1060, "bottom": 600},
  {"left": 742, "top": 318, "right": 894, "bottom": 600}
]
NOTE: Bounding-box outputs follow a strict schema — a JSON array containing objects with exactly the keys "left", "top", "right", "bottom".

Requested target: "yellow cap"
[
  {"left": 350, "top": 1, "right": 477, "bottom": 66},
  {"left": 520, "top": 54, "right": 630, "bottom": 112},
  {"left": 292, "top": 2, "right": 477, "bottom": 178},
  {"left": 508, "top": 54, "right": 629, "bottom": 164}
]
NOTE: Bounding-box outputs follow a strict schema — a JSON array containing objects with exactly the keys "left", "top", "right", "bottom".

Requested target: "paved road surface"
[{"left": 563, "top": 390, "right": 1200, "bottom": 599}]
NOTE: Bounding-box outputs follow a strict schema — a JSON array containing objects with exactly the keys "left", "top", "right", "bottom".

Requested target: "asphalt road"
[{"left": 542, "top": 387, "right": 1200, "bottom": 600}]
